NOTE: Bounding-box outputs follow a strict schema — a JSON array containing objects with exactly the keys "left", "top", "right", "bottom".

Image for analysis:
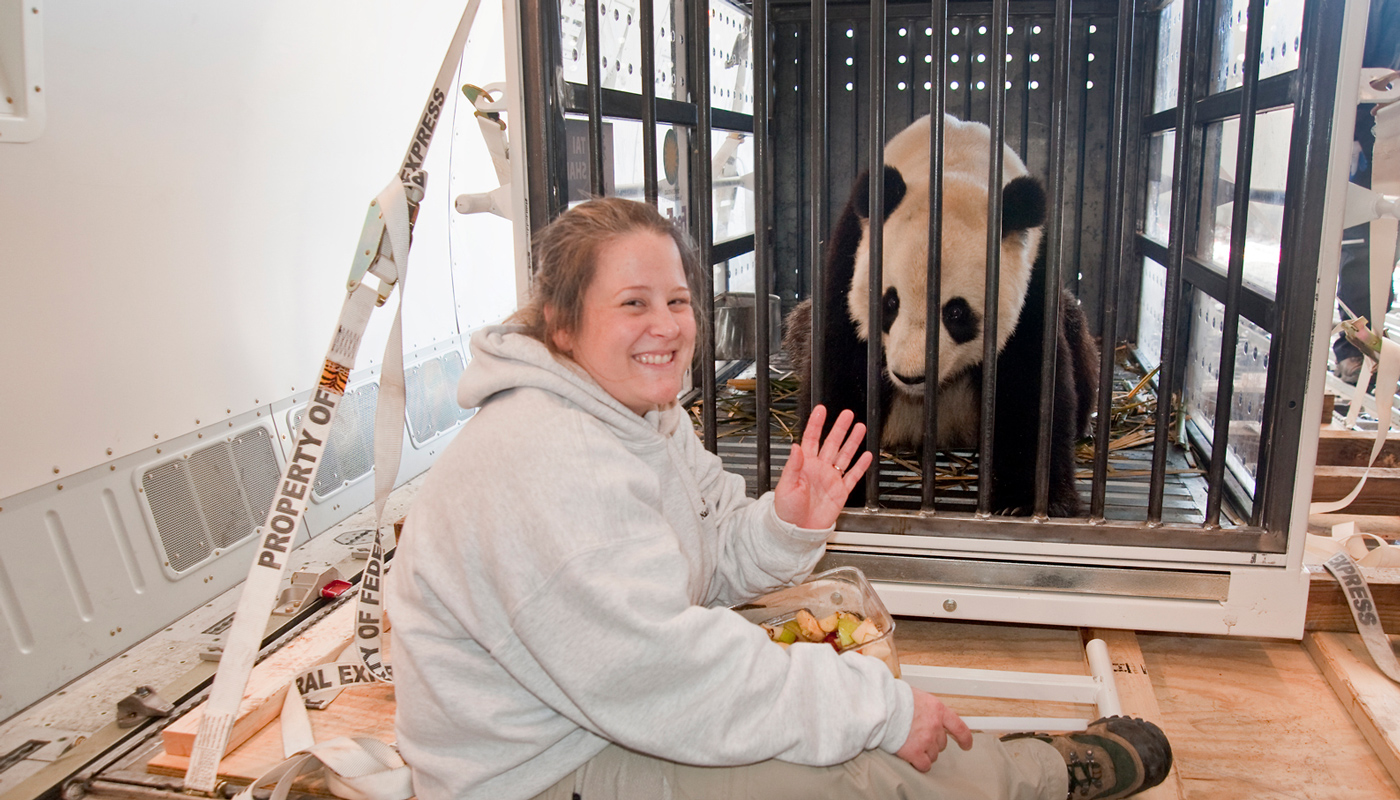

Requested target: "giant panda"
[{"left": 784, "top": 113, "right": 1099, "bottom": 516}]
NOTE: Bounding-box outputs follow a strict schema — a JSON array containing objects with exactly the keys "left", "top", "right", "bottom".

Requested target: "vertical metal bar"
[
  {"left": 957, "top": 15, "right": 973, "bottom": 122},
  {"left": 521, "top": 0, "right": 568, "bottom": 230},
  {"left": 691, "top": 1, "right": 718, "bottom": 452},
  {"left": 1070, "top": 18, "right": 1092, "bottom": 293},
  {"left": 1146, "top": 0, "right": 1201, "bottom": 524},
  {"left": 1114, "top": 0, "right": 1150, "bottom": 347},
  {"left": 1255, "top": 0, "right": 1346, "bottom": 529},
  {"left": 1090, "top": 0, "right": 1135, "bottom": 518},
  {"left": 810, "top": 0, "right": 828, "bottom": 410},
  {"left": 1204, "top": 0, "right": 1265, "bottom": 527},
  {"left": 921, "top": 0, "right": 948, "bottom": 513},
  {"left": 755, "top": 0, "right": 773, "bottom": 491},
  {"left": 1033, "top": 0, "right": 1072, "bottom": 518},
  {"left": 641, "top": 0, "right": 659, "bottom": 206},
  {"left": 584, "top": 0, "right": 605, "bottom": 196},
  {"left": 864, "top": 0, "right": 888, "bottom": 509},
  {"left": 977, "top": 0, "right": 1008, "bottom": 516},
  {"left": 1017, "top": 21, "right": 1030, "bottom": 159}
]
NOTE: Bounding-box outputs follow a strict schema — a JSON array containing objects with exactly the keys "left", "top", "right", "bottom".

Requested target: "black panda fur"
[{"left": 783, "top": 114, "right": 1099, "bottom": 516}]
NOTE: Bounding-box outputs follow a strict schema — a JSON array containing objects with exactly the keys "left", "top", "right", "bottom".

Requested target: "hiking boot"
[{"left": 1001, "top": 715, "right": 1172, "bottom": 800}]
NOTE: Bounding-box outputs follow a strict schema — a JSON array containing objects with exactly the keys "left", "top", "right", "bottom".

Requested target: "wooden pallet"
[{"left": 140, "top": 620, "right": 1399, "bottom": 799}]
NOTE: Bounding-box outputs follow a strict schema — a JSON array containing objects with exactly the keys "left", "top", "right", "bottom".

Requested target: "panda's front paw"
[{"left": 996, "top": 505, "right": 1030, "bottom": 517}]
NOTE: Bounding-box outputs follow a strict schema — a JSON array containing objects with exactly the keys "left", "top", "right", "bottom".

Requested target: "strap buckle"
[{"left": 346, "top": 200, "right": 399, "bottom": 306}]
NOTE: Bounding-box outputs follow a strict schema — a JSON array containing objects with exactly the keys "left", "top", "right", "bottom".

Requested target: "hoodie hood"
[{"left": 459, "top": 325, "right": 684, "bottom": 441}]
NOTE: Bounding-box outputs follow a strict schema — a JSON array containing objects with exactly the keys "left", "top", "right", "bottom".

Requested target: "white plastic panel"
[
  {"left": 1137, "top": 256, "right": 1168, "bottom": 371},
  {"left": 560, "top": 0, "right": 683, "bottom": 100},
  {"left": 1144, "top": 130, "right": 1176, "bottom": 244},
  {"left": 1196, "top": 107, "right": 1295, "bottom": 296},
  {"left": 1209, "top": 0, "right": 1304, "bottom": 93},
  {"left": 1152, "top": 0, "right": 1183, "bottom": 113},
  {"left": 556, "top": 0, "right": 756, "bottom": 236},
  {"left": 0, "top": 412, "right": 286, "bottom": 722},
  {"left": 0, "top": 0, "right": 472, "bottom": 503},
  {"left": 1182, "top": 287, "right": 1271, "bottom": 490}
]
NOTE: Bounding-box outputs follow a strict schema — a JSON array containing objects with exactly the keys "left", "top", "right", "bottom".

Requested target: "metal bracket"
[
  {"left": 276, "top": 567, "right": 344, "bottom": 615},
  {"left": 345, "top": 199, "right": 395, "bottom": 304},
  {"left": 115, "top": 686, "right": 173, "bottom": 728}
]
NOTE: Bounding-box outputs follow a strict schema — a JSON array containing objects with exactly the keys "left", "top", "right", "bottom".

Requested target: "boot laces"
[{"left": 1067, "top": 749, "right": 1104, "bottom": 796}]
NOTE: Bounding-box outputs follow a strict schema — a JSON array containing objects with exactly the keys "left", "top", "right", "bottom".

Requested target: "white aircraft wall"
[
  {"left": 0, "top": 0, "right": 517, "bottom": 502},
  {"left": 0, "top": 0, "right": 523, "bottom": 719}
]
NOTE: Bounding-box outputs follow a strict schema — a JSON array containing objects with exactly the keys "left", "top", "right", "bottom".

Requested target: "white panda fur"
[
  {"left": 847, "top": 114, "right": 1043, "bottom": 448},
  {"left": 783, "top": 112, "right": 1097, "bottom": 515}
]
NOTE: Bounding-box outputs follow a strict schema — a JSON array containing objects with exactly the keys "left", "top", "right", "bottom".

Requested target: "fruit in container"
[
  {"left": 763, "top": 609, "right": 883, "bottom": 653},
  {"left": 795, "top": 609, "right": 825, "bottom": 642}
]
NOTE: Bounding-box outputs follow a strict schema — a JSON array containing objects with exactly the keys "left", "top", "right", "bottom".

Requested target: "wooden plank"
[
  {"left": 159, "top": 601, "right": 358, "bottom": 757},
  {"left": 1137, "top": 632, "right": 1398, "bottom": 798},
  {"left": 1084, "top": 629, "right": 1184, "bottom": 800},
  {"left": 1311, "top": 466, "right": 1400, "bottom": 516},
  {"left": 1316, "top": 429, "right": 1400, "bottom": 468},
  {"left": 1308, "top": 568, "right": 1400, "bottom": 632},
  {"left": 1303, "top": 631, "right": 1400, "bottom": 787},
  {"left": 147, "top": 682, "right": 397, "bottom": 796},
  {"left": 1322, "top": 392, "right": 1337, "bottom": 424},
  {"left": 1310, "top": 511, "right": 1400, "bottom": 541}
]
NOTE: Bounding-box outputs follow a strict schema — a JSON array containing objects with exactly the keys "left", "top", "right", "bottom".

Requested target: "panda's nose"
[{"left": 893, "top": 371, "right": 925, "bottom": 385}]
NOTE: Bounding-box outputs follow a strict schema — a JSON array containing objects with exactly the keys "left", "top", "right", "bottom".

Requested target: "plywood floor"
[
  {"left": 896, "top": 618, "right": 1400, "bottom": 799},
  {"left": 131, "top": 618, "right": 1400, "bottom": 800}
]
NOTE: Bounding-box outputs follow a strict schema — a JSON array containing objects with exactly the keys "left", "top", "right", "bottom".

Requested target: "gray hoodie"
[{"left": 387, "top": 326, "right": 914, "bottom": 800}]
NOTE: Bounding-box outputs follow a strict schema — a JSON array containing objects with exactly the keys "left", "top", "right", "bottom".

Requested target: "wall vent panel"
[
  {"left": 140, "top": 426, "right": 279, "bottom": 576},
  {"left": 291, "top": 382, "right": 379, "bottom": 501},
  {"left": 406, "top": 351, "right": 474, "bottom": 447},
  {"left": 141, "top": 461, "right": 211, "bottom": 573},
  {"left": 231, "top": 428, "right": 280, "bottom": 530}
]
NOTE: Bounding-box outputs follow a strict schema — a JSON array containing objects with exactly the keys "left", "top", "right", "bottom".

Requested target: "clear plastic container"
[{"left": 732, "top": 566, "right": 900, "bottom": 677}]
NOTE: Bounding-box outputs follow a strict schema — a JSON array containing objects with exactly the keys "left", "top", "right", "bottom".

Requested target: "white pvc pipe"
[
  {"left": 964, "top": 717, "right": 1091, "bottom": 734},
  {"left": 1085, "top": 638, "right": 1123, "bottom": 718}
]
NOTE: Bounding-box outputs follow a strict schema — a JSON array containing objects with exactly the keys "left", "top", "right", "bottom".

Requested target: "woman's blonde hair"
[{"left": 510, "top": 197, "right": 707, "bottom": 355}]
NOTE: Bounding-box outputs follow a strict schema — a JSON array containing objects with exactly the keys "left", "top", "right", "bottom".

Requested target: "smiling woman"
[
  {"left": 385, "top": 196, "right": 1168, "bottom": 800},
  {"left": 552, "top": 230, "right": 697, "bottom": 416}
]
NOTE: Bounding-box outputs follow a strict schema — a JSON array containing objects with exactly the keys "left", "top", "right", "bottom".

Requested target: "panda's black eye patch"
[
  {"left": 881, "top": 287, "right": 899, "bottom": 332},
  {"left": 942, "top": 297, "right": 979, "bottom": 344}
]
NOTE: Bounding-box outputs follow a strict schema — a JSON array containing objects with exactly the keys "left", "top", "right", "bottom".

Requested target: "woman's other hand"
[
  {"left": 772, "top": 405, "right": 873, "bottom": 529},
  {"left": 895, "top": 688, "right": 974, "bottom": 772}
]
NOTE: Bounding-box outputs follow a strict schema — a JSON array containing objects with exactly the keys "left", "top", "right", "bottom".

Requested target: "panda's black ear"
[
  {"left": 1002, "top": 175, "right": 1047, "bottom": 236},
  {"left": 852, "top": 165, "right": 908, "bottom": 223}
]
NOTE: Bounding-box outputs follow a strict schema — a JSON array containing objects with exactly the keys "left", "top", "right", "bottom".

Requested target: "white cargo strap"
[
  {"left": 1310, "top": 323, "right": 1399, "bottom": 515},
  {"left": 227, "top": 676, "right": 411, "bottom": 800},
  {"left": 183, "top": 281, "right": 380, "bottom": 795},
  {"left": 1305, "top": 527, "right": 1400, "bottom": 685},
  {"left": 230, "top": 684, "right": 412, "bottom": 800},
  {"left": 352, "top": 177, "right": 412, "bottom": 685},
  {"left": 183, "top": 0, "right": 483, "bottom": 793},
  {"left": 1321, "top": 549, "right": 1400, "bottom": 684}
]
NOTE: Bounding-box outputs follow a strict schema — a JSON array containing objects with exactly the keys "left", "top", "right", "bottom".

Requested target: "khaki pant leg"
[{"left": 539, "top": 733, "right": 1066, "bottom": 800}]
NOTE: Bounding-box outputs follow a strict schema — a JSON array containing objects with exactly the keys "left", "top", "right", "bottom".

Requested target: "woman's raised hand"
[{"left": 772, "top": 405, "right": 873, "bottom": 530}]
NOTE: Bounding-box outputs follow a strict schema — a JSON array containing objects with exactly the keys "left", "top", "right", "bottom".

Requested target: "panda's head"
[{"left": 847, "top": 114, "right": 1046, "bottom": 395}]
